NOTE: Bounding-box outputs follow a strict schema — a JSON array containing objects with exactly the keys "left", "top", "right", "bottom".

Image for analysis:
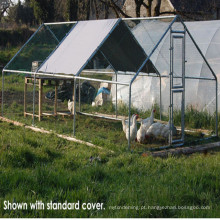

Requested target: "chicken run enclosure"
[{"left": 1, "top": 15, "right": 218, "bottom": 151}]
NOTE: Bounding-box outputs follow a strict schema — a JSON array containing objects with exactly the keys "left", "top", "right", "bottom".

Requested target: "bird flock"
[{"left": 122, "top": 109, "right": 177, "bottom": 144}]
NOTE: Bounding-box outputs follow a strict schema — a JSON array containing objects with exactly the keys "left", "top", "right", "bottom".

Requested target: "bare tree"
[{"left": 0, "top": 0, "right": 13, "bottom": 20}]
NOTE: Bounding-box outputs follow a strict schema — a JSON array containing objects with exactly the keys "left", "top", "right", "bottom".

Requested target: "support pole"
[
  {"left": 24, "top": 77, "right": 27, "bottom": 117},
  {"left": 1, "top": 70, "right": 4, "bottom": 117},
  {"left": 54, "top": 81, "right": 58, "bottom": 116},
  {"left": 169, "top": 28, "right": 173, "bottom": 145},
  {"left": 79, "top": 78, "right": 81, "bottom": 112},
  {"left": 216, "top": 80, "right": 218, "bottom": 136},
  {"left": 181, "top": 28, "right": 186, "bottom": 141},
  {"left": 73, "top": 78, "right": 77, "bottom": 136},
  {"left": 116, "top": 71, "right": 118, "bottom": 118},
  {"left": 159, "top": 75, "right": 162, "bottom": 120},
  {"left": 39, "top": 79, "right": 42, "bottom": 121},
  {"left": 128, "top": 84, "right": 132, "bottom": 151},
  {"left": 32, "top": 73, "right": 36, "bottom": 126}
]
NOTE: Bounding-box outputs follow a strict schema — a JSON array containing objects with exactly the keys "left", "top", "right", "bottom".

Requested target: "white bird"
[
  {"left": 161, "top": 122, "right": 177, "bottom": 139},
  {"left": 146, "top": 122, "right": 177, "bottom": 140},
  {"left": 146, "top": 122, "right": 165, "bottom": 139},
  {"left": 122, "top": 114, "right": 135, "bottom": 133},
  {"left": 137, "top": 121, "right": 146, "bottom": 143},
  {"left": 125, "top": 114, "right": 138, "bottom": 142},
  {"left": 142, "top": 109, "right": 156, "bottom": 131},
  {"left": 68, "top": 99, "right": 74, "bottom": 114}
]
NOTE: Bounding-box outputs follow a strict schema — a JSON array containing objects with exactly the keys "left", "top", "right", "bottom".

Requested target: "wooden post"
[
  {"left": 24, "top": 77, "right": 27, "bottom": 117},
  {"left": 39, "top": 79, "right": 42, "bottom": 121},
  {"left": 54, "top": 81, "right": 58, "bottom": 116}
]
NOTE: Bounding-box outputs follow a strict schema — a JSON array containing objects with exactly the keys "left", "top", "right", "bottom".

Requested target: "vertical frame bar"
[
  {"left": 116, "top": 71, "right": 118, "bottom": 118},
  {"left": 79, "top": 78, "right": 81, "bottom": 112},
  {"left": 128, "top": 84, "right": 132, "bottom": 151},
  {"left": 216, "top": 80, "right": 218, "bottom": 136},
  {"left": 39, "top": 79, "right": 42, "bottom": 121},
  {"left": 1, "top": 70, "right": 4, "bottom": 117},
  {"left": 54, "top": 81, "right": 58, "bottom": 116},
  {"left": 181, "top": 29, "right": 186, "bottom": 141},
  {"left": 159, "top": 75, "right": 162, "bottom": 120},
  {"left": 73, "top": 77, "right": 77, "bottom": 136},
  {"left": 169, "top": 28, "right": 173, "bottom": 145},
  {"left": 32, "top": 73, "right": 36, "bottom": 126},
  {"left": 24, "top": 77, "right": 27, "bottom": 117}
]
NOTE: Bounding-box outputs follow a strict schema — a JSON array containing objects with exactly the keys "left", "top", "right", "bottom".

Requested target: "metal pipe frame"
[
  {"left": 73, "top": 78, "right": 77, "bottom": 136},
  {"left": 181, "top": 27, "right": 186, "bottom": 141},
  {"left": 44, "top": 21, "right": 77, "bottom": 25},
  {"left": 32, "top": 73, "right": 36, "bottom": 126},
  {"left": 127, "top": 16, "right": 179, "bottom": 150},
  {"left": 75, "top": 19, "right": 122, "bottom": 77},
  {"left": 1, "top": 70, "right": 4, "bottom": 116},
  {"left": 3, "top": 69, "right": 216, "bottom": 82},
  {"left": 99, "top": 50, "right": 118, "bottom": 118},
  {"left": 37, "top": 21, "right": 79, "bottom": 73},
  {"left": 74, "top": 76, "right": 129, "bottom": 86},
  {"left": 2, "top": 15, "right": 218, "bottom": 150},
  {"left": 169, "top": 28, "right": 173, "bottom": 145},
  {"left": 179, "top": 16, "right": 218, "bottom": 137},
  {"left": 79, "top": 79, "right": 81, "bottom": 112},
  {"left": 44, "top": 24, "right": 60, "bottom": 43},
  {"left": 3, "top": 24, "right": 44, "bottom": 70},
  {"left": 122, "top": 15, "right": 176, "bottom": 21},
  {"left": 77, "top": 112, "right": 122, "bottom": 121}
]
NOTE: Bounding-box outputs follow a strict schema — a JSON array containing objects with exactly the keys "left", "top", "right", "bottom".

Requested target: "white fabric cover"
[{"left": 39, "top": 19, "right": 119, "bottom": 75}]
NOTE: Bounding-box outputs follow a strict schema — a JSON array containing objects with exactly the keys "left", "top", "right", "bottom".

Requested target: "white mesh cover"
[{"left": 39, "top": 19, "right": 119, "bottom": 75}]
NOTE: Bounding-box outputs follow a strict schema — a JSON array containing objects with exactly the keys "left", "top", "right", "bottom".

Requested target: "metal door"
[{"left": 169, "top": 28, "right": 186, "bottom": 145}]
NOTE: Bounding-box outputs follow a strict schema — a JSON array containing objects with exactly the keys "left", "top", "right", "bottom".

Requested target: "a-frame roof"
[{"left": 39, "top": 18, "right": 156, "bottom": 75}]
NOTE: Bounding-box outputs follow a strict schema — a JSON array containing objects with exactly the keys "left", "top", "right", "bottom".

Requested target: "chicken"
[
  {"left": 141, "top": 109, "right": 156, "bottom": 131},
  {"left": 137, "top": 121, "right": 146, "bottom": 143},
  {"left": 125, "top": 114, "right": 138, "bottom": 142},
  {"left": 146, "top": 121, "right": 177, "bottom": 140},
  {"left": 122, "top": 114, "right": 135, "bottom": 133},
  {"left": 146, "top": 122, "right": 165, "bottom": 139},
  {"left": 68, "top": 99, "right": 74, "bottom": 114},
  {"left": 161, "top": 122, "right": 177, "bottom": 139}
]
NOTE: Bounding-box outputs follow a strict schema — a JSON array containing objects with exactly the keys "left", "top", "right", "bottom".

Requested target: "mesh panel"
[
  {"left": 46, "top": 23, "right": 76, "bottom": 42},
  {"left": 5, "top": 23, "right": 76, "bottom": 72}
]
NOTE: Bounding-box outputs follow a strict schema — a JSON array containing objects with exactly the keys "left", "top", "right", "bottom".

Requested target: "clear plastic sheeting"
[{"left": 111, "top": 18, "right": 218, "bottom": 113}]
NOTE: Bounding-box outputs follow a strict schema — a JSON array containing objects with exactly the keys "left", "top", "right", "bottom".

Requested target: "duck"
[
  {"left": 122, "top": 114, "right": 135, "bottom": 133},
  {"left": 125, "top": 114, "right": 138, "bottom": 142}
]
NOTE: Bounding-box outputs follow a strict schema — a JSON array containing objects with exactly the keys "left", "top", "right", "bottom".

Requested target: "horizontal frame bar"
[
  {"left": 122, "top": 15, "right": 176, "bottom": 21},
  {"left": 74, "top": 76, "right": 129, "bottom": 86},
  {"left": 44, "top": 21, "right": 77, "bottom": 25},
  {"left": 77, "top": 112, "right": 122, "bottom": 121}
]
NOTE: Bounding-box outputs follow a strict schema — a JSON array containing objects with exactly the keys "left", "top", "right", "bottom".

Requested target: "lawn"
[{"left": 0, "top": 121, "right": 220, "bottom": 217}]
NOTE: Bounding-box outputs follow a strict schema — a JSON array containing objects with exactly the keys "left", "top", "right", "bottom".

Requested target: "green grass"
[
  {"left": 0, "top": 121, "right": 220, "bottom": 217},
  {"left": 0, "top": 73, "right": 218, "bottom": 153},
  {"left": 0, "top": 47, "right": 20, "bottom": 67}
]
